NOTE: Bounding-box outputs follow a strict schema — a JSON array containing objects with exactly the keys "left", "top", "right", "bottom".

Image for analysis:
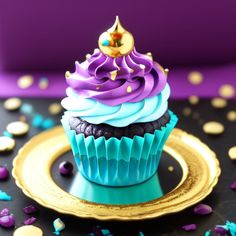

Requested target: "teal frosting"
[{"left": 61, "top": 83, "right": 170, "bottom": 127}]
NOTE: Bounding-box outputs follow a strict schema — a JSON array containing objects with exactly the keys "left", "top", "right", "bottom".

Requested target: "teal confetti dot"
[
  {"left": 101, "top": 229, "right": 111, "bottom": 235},
  {"left": 139, "top": 232, "right": 145, "bottom": 236},
  {"left": 41, "top": 118, "right": 55, "bottom": 130},
  {"left": 32, "top": 114, "right": 44, "bottom": 128},
  {"left": 0, "top": 190, "right": 12, "bottom": 201},
  {"left": 53, "top": 218, "right": 65, "bottom": 235},
  {"left": 205, "top": 230, "right": 211, "bottom": 236},
  {"left": 20, "top": 103, "right": 34, "bottom": 115},
  {"left": 102, "top": 39, "right": 110, "bottom": 46},
  {"left": 3, "top": 131, "right": 13, "bottom": 138}
]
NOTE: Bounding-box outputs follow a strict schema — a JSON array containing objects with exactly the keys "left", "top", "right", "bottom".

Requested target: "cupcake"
[{"left": 61, "top": 16, "right": 178, "bottom": 186}]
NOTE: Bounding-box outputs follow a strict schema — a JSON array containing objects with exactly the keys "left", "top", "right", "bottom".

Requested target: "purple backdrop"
[{"left": 0, "top": 0, "right": 236, "bottom": 72}]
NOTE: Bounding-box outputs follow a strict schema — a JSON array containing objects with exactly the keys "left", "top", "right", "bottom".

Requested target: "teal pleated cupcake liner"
[{"left": 61, "top": 110, "right": 178, "bottom": 186}]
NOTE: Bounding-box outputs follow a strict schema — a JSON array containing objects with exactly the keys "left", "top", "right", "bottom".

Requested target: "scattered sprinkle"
[
  {"left": 53, "top": 218, "right": 65, "bottom": 235},
  {"left": 23, "top": 205, "right": 39, "bottom": 214},
  {"left": 38, "top": 77, "right": 49, "bottom": 90},
  {"left": 168, "top": 166, "right": 174, "bottom": 172},
  {"left": 13, "top": 225, "right": 43, "bottom": 236},
  {"left": 188, "top": 71, "right": 203, "bottom": 85},
  {"left": 219, "top": 84, "right": 235, "bottom": 98},
  {"left": 193, "top": 204, "right": 212, "bottom": 215},
  {"left": 41, "top": 118, "right": 55, "bottom": 130},
  {"left": 24, "top": 217, "right": 37, "bottom": 225},
  {"left": 0, "top": 166, "right": 9, "bottom": 180},
  {"left": 202, "top": 121, "right": 224, "bottom": 135},
  {"left": 139, "top": 64, "right": 145, "bottom": 70},
  {"left": 48, "top": 103, "right": 63, "bottom": 115},
  {"left": 65, "top": 71, "right": 70, "bottom": 79},
  {"left": 101, "top": 229, "right": 112, "bottom": 235},
  {"left": 86, "top": 54, "right": 91, "bottom": 60},
  {"left": 59, "top": 161, "right": 73, "bottom": 176},
  {"left": 182, "top": 107, "right": 192, "bottom": 116},
  {"left": 164, "top": 68, "right": 169, "bottom": 74},
  {"left": 4, "top": 98, "right": 22, "bottom": 111},
  {"left": 211, "top": 97, "right": 227, "bottom": 109},
  {"left": 0, "top": 208, "right": 10, "bottom": 217},
  {"left": 214, "top": 226, "right": 228, "bottom": 234},
  {"left": 6, "top": 121, "right": 29, "bottom": 136},
  {"left": 227, "top": 110, "right": 236, "bottom": 122},
  {"left": 32, "top": 114, "right": 44, "bottom": 128},
  {"left": 0, "top": 214, "right": 15, "bottom": 228},
  {"left": 181, "top": 224, "right": 197, "bottom": 232},
  {"left": 20, "top": 103, "right": 34, "bottom": 115},
  {"left": 146, "top": 52, "right": 153, "bottom": 60},
  {"left": 17, "top": 75, "right": 34, "bottom": 89},
  {"left": 96, "top": 85, "right": 101, "bottom": 90},
  {"left": 0, "top": 136, "right": 15, "bottom": 152},
  {"left": 127, "top": 86, "right": 132, "bottom": 93},
  {"left": 3, "top": 130, "right": 13, "bottom": 138},
  {"left": 230, "top": 181, "right": 236, "bottom": 190},
  {"left": 139, "top": 232, "right": 145, "bottom": 236},
  {"left": 19, "top": 115, "right": 27, "bottom": 122},
  {"left": 0, "top": 190, "right": 12, "bottom": 201},
  {"left": 110, "top": 71, "right": 117, "bottom": 81},
  {"left": 188, "top": 95, "right": 199, "bottom": 105}
]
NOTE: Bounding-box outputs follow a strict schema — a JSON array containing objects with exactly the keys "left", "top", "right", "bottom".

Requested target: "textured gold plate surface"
[{"left": 12, "top": 126, "right": 221, "bottom": 221}]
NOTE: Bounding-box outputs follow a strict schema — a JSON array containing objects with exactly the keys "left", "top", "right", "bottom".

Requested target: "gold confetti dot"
[
  {"left": 139, "top": 64, "right": 145, "bottom": 70},
  {"left": 211, "top": 97, "right": 227, "bottom": 108},
  {"left": 219, "top": 84, "right": 235, "bottom": 98},
  {"left": 86, "top": 54, "right": 91, "bottom": 60},
  {"left": 188, "top": 95, "right": 199, "bottom": 105},
  {"left": 188, "top": 71, "right": 203, "bottom": 85},
  {"left": 0, "top": 136, "right": 15, "bottom": 152},
  {"left": 48, "top": 103, "right": 63, "bottom": 115},
  {"left": 168, "top": 166, "right": 174, "bottom": 172},
  {"left": 228, "top": 146, "right": 236, "bottom": 160},
  {"left": 3, "top": 98, "right": 22, "bottom": 111},
  {"left": 202, "top": 121, "right": 224, "bottom": 135},
  {"left": 65, "top": 71, "right": 70, "bottom": 79},
  {"left": 17, "top": 75, "right": 34, "bottom": 89},
  {"left": 110, "top": 71, "right": 117, "bottom": 81},
  {"left": 13, "top": 225, "right": 43, "bottom": 236},
  {"left": 227, "top": 110, "right": 236, "bottom": 122},
  {"left": 164, "top": 68, "right": 169, "bottom": 75},
  {"left": 127, "top": 86, "right": 132, "bottom": 93},
  {"left": 182, "top": 107, "right": 192, "bottom": 116},
  {"left": 6, "top": 121, "right": 29, "bottom": 136},
  {"left": 19, "top": 115, "right": 27, "bottom": 122}
]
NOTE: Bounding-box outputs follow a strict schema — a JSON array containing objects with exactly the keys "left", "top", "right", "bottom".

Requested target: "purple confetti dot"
[
  {"left": 181, "top": 224, "right": 197, "bottom": 232},
  {"left": 0, "top": 166, "right": 9, "bottom": 180},
  {"left": 23, "top": 205, "right": 39, "bottom": 214},
  {"left": 0, "top": 214, "right": 15, "bottom": 228},
  {"left": 24, "top": 217, "right": 37, "bottom": 225},
  {"left": 0, "top": 208, "right": 10, "bottom": 217},
  {"left": 193, "top": 203, "right": 212, "bottom": 215},
  {"left": 230, "top": 181, "right": 236, "bottom": 190},
  {"left": 59, "top": 161, "right": 73, "bottom": 176},
  {"left": 214, "top": 226, "right": 229, "bottom": 234}
]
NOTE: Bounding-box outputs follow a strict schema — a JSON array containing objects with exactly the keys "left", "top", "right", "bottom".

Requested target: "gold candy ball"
[{"left": 98, "top": 16, "right": 134, "bottom": 58}]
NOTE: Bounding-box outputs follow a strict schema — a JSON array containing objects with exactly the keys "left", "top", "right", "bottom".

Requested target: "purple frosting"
[{"left": 66, "top": 48, "right": 167, "bottom": 106}]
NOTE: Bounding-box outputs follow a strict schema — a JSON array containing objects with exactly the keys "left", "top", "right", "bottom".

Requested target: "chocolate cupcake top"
[{"left": 62, "top": 17, "right": 170, "bottom": 127}]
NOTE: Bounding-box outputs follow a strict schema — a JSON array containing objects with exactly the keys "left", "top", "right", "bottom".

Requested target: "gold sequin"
[
  {"left": 48, "top": 103, "right": 63, "bottom": 115},
  {"left": 219, "top": 84, "right": 235, "bottom": 98},
  {"left": 228, "top": 146, "right": 236, "bottom": 160},
  {"left": 202, "top": 121, "right": 224, "bottom": 135},
  {"left": 146, "top": 52, "right": 153, "bottom": 60},
  {"left": 211, "top": 98, "right": 227, "bottom": 108},
  {"left": 3, "top": 98, "right": 22, "bottom": 111},
  {"left": 127, "top": 86, "right": 132, "bottom": 93},
  {"left": 6, "top": 121, "right": 29, "bottom": 136},
  {"left": 182, "top": 107, "right": 192, "bottom": 116},
  {"left": 17, "top": 75, "right": 34, "bottom": 89},
  {"left": 168, "top": 166, "right": 174, "bottom": 172},
  {"left": 188, "top": 71, "right": 203, "bottom": 85},
  {"left": 65, "top": 71, "right": 70, "bottom": 79},
  {"left": 164, "top": 68, "right": 169, "bottom": 75},
  {"left": 38, "top": 79, "right": 48, "bottom": 90},
  {"left": 0, "top": 136, "right": 15, "bottom": 152},
  {"left": 188, "top": 95, "right": 199, "bottom": 105},
  {"left": 110, "top": 71, "right": 117, "bottom": 80},
  {"left": 227, "top": 110, "right": 236, "bottom": 122},
  {"left": 13, "top": 225, "right": 43, "bottom": 236}
]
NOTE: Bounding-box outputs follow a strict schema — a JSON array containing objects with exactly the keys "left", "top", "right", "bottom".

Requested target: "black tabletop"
[{"left": 0, "top": 98, "right": 235, "bottom": 236}]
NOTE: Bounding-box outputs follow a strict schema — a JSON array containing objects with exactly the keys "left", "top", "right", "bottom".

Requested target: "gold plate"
[{"left": 12, "top": 126, "right": 220, "bottom": 221}]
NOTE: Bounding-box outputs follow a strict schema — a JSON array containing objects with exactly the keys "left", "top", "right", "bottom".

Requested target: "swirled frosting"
[
  {"left": 65, "top": 48, "right": 167, "bottom": 106},
  {"left": 61, "top": 83, "right": 170, "bottom": 127}
]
